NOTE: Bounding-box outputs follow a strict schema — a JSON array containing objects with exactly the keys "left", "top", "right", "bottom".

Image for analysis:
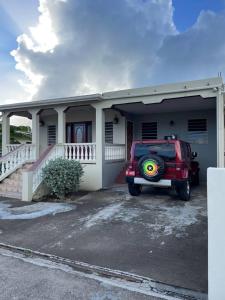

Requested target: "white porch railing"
[
  {"left": 27, "top": 143, "right": 97, "bottom": 196},
  {"left": 22, "top": 142, "right": 126, "bottom": 201},
  {"left": 0, "top": 144, "right": 35, "bottom": 181},
  {"left": 31, "top": 145, "right": 57, "bottom": 193},
  {"left": 61, "top": 143, "right": 96, "bottom": 162},
  {"left": 6, "top": 144, "right": 21, "bottom": 153},
  {"left": 105, "top": 144, "right": 126, "bottom": 161}
]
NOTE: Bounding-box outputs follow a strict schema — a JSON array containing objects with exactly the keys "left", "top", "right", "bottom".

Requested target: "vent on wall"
[
  {"left": 48, "top": 125, "right": 56, "bottom": 145},
  {"left": 105, "top": 122, "right": 113, "bottom": 144},
  {"left": 188, "top": 119, "right": 207, "bottom": 132},
  {"left": 142, "top": 122, "right": 157, "bottom": 140}
]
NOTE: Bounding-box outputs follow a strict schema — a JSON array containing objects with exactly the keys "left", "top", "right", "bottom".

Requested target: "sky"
[{"left": 0, "top": 0, "right": 225, "bottom": 111}]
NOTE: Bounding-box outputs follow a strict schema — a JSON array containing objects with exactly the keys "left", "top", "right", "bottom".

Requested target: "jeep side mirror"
[{"left": 192, "top": 151, "right": 197, "bottom": 159}]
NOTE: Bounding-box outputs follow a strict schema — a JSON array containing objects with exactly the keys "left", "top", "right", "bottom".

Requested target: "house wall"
[
  {"left": 39, "top": 114, "right": 58, "bottom": 154},
  {"left": 102, "top": 161, "right": 126, "bottom": 187},
  {"left": 39, "top": 108, "right": 126, "bottom": 153},
  {"left": 131, "top": 109, "right": 217, "bottom": 181}
]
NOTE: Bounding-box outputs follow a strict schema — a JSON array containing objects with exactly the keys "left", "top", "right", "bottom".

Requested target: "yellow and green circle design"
[{"left": 142, "top": 159, "right": 159, "bottom": 177}]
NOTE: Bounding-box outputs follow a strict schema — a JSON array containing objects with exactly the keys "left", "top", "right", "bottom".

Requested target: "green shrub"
[{"left": 42, "top": 158, "right": 84, "bottom": 199}]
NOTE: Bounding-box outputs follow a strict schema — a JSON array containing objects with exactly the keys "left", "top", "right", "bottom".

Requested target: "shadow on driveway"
[{"left": 0, "top": 185, "right": 207, "bottom": 292}]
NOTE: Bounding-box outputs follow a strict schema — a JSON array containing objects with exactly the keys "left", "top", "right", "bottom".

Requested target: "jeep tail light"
[
  {"left": 176, "top": 163, "right": 188, "bottom": 179},
  {"left": 126, "top": 165, "right": 135, "bottom": 177}
]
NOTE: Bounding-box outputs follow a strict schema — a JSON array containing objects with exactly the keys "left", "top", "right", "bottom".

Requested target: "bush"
[{"left": 42, "top": 158, "right": 84, "bottom": 199}]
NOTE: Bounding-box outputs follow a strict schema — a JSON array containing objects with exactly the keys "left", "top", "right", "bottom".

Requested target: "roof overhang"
[
  {"left": 0, "top": 94, "right": 103, "bottom": 113},
  {"left": 0, "top": 77, "right": 223, "bottom": 113}
]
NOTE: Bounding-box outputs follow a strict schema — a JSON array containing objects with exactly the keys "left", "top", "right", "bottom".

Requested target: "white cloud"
[
  {"left": 10, "top": 1, "right": 225, "bottom": 101},
  {"left": 154, "top": 10, "right": 225, "bottom": 83},
  {"left": 11, "top": 0, "right": 176, "bottom": 99}
]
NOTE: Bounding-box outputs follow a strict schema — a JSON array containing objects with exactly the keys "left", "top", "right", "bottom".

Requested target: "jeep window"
[{"left": 134, "top": 143, "right": 176, "bottom": 160}]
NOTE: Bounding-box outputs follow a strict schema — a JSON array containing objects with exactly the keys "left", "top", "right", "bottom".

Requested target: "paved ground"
[
  {"left": 0, "top": 185, "right": 207, "bottom": 293},
  {"left": 0, "top": 248, "right": 159, "bottom": 300}
]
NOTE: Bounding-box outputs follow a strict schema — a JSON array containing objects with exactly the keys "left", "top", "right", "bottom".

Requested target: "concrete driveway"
[{"left": 0, "top": 185, "right": 207, "bottom": 293}]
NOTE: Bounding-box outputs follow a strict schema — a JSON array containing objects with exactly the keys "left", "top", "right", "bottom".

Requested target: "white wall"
[
  {"left": 105, "top": 109, "right": 126, "bottom": 144},
  {"left": 80, "top": 163, "right": 102, "bottom": 191},
  {"left": 131, "top": 109, "right": 217, "bottom": 181},
  {"left": 39, "top": 108, "right": 126, "bottom": 153},
  {"left": 39, "top": 114, "right": 58, "bottom": 154},
  {"left": 208, "top": 168, "right": 225, "bottom": 300}
]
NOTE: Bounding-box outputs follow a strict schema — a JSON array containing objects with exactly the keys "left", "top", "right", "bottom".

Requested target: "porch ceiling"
[{"left": 114, "top": 96, "right": 216, "bottom": 115}]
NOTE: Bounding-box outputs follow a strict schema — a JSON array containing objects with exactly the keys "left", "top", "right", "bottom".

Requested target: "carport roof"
[{"left": 0, "top": 77, "right": 223, "bottom": 112}]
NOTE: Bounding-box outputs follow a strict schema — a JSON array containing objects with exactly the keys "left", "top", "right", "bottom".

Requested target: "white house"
[{"left": 0, "top": 77, "right": 224, "bottom": 201}]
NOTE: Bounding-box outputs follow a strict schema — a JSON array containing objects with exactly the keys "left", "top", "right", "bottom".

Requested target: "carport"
[
  {"left": 114, "top": 96, "right": 216, "bottom": 182},
  {"left": 101, "top": 77, "right": 224, "bottom": 184}
]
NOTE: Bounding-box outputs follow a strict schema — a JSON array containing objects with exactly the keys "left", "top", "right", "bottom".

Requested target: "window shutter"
[
  {"left": 105, "top": 122, "right": 113, "bottom": 144},
  {"left": 142, "top": 122, "right": 157, "bottom": 140},
  {"left": 188, "top": 119, "right": 207, "bottom": 132},
  {"left": 48, "top": 125, "right": 56, "bottom": 145}
]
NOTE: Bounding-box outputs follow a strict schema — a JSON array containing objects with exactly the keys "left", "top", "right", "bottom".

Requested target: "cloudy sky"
[{"left": 1, "top": 0, "right": 225, "bottom": 106}]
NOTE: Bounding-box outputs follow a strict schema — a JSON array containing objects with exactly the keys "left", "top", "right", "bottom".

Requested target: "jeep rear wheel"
[
  {"left": 128, "top": 183, "right": 141, "bottom": 196},
  {"left": 176, "top": 180, "right": 191, "bottom": 201}
]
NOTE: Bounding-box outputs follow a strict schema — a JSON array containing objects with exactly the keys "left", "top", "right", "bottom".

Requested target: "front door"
[
  {"left": 127, "top": 121, "right": 133, "bottom": 160},
  {"left": 73, "top": 123, "right": 86, "bottom": 143},
  {"left": 66, "top": 122, "right": 92, "bottom": 143}
]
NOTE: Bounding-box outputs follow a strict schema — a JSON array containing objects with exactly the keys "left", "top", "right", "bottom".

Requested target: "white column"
[
  {"left": 55, "top": 106, "right": 66, "bottom": 144},
  {"left": 2, "top": 112, "right": 10, "bottom": 155},
  {"left": 208, "top": 168, "right": 225, "bottom": 300},
  {"left": 30, "top": 109, "right": 40, "bottom": 160},
  {"left": 95, "top": 107, "right": 105, "bottom": 189},
  {"left": 216, "top": 90, "right": 224, "bottom": 167}
]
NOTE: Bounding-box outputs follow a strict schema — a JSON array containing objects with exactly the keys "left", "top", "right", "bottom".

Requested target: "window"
[
  {"left": 48, "top": 125, "right": 56, "bottom": 145},
  {"left": 105, "top": 122, "right": 113, "bottom": 144},
  {"left": 188, "top": 119, "right": 207, "bottom": 132},
  {"left": 187, "top": 119, "right": 208, "bottom": 144},
  {"left": 142, "top": 122, "right": 157, "bottom": 140},
  {"left": 134, "top": 143, "right": 176, "bottom": 161}
]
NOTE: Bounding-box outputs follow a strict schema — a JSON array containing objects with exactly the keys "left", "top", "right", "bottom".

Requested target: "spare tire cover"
[{"left": 138, "top": 155, "right": 165, "bottom": 182}]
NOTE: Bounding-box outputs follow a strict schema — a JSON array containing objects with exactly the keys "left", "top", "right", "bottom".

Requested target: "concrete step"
[
  {"left": 0, "top": 162, "right": 34, "bottom": 201},
  {"left": 0, "top": 191, "right": 22, "bottom": 200}
]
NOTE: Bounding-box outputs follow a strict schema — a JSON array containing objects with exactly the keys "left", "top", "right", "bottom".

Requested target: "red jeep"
[{"left": 126, "top": 137, "right": 199, "bottom": 201}]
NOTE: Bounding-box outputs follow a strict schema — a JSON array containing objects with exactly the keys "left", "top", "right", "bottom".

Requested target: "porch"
[{"left": 0, "top": 99, "right": 127, "bottom": 200}]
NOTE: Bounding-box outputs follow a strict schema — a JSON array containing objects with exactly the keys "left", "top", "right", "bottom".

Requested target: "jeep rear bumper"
[{"left": 126, "top": 176, "right": 188, "bottom": 188}]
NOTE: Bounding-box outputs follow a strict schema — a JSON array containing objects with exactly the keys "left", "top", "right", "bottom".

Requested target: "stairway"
[
  {"left": 115, "top": 162, "right": 129, "bottom": 184},
  {"left": 0, "top": 163, "right": 33, "bottom": 200}
]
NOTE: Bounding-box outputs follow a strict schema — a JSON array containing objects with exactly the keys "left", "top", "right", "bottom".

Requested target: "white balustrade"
[
  {"left": 0, "top": 144, "right": 35, "bottom": 181},
  {"left": 32, "top": 145, "right": 58, "bottom": 192},
  {"left": 31, "top": 143, "right": 97, "bottom": 193},
  {"left": 6, "top": 144, "right": 21, "bottom": 153},
  {"left": 63, "top": 143, "right": 96, "bottom": 162},
  {"left": 105, "top": 144, "right": 126, "bottom": 161}
]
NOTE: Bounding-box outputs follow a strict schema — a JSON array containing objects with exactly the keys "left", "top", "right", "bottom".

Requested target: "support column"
[
  {"left": 1, "top": 112, "right": 10, "bottom": 155},
  {"left": 95, "top": 107, "right": 105, "bottom": 189},
  {"left": 216, "top": 90, "right": 224, "bottom": 167},
  {"left": 55, "top": 106, "right": 66, "bottom": 144},
  {"left": 30, "top": 109, "right": 40, "bottom": 160}
]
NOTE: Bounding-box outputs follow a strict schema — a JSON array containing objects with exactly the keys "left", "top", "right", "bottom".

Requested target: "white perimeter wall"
[
  {"left": 208, "top": 168, "right": 225, "bottom": 300},
  {"left": 132, "top": 109, "right": 217, "bottom": 181}
]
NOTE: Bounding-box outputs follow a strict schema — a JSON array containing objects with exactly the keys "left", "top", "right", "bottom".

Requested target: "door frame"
[
  {"left": 66, "top": 121, "right": 92, "bottom": 143},
  {"left": 126, "top": 120, "right": 133, "bottom": 161}
]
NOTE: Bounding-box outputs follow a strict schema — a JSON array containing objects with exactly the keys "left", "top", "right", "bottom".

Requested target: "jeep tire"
[
  {"left": 128, "top": 183, "right": 141, "bottom": 196},
  {"left": 176, "top": 180, "right": 191, "bottom": 201},
  {"left": 138, "top": 154, "right": 165, "bottom": 182}
]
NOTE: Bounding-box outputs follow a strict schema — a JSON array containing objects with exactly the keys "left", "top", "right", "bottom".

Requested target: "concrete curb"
[{"left": 0, "top": 242, "right": 207, "bottom": 300}]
